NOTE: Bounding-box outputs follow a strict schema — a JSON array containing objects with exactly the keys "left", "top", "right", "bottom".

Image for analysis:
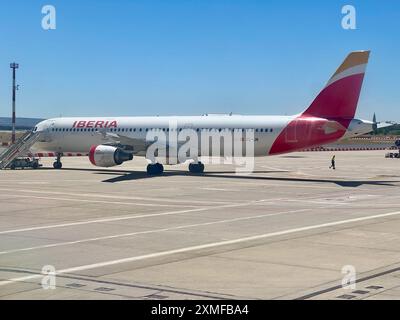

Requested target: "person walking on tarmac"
[{"left": 329, "top": 155, "right": 336, "bottom": 170}]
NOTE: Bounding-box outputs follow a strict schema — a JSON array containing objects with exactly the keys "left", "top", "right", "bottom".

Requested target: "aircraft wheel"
[
  {"left": 156, "top": 163, "right": 164, "bottom": 174},
  {"left": 53, "top": 161, "right": 62, "bottom": 169},
  {"left": 189, "top": 162, "right": 204, "bottom": 173},
  {"left": 147, "top": 163, "right": 163, "bottom": 175}
]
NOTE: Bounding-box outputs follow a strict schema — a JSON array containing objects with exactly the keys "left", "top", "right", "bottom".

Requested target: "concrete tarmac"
[{"left": 1, "top": 151, "right": 400, "bottom": 300}]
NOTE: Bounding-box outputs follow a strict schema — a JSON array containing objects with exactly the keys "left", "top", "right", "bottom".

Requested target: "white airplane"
[{"left": 32, "top": 51, "right": 374, "bottom": 174}]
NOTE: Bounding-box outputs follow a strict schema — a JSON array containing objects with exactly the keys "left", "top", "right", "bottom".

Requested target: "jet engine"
[{"left": 89, "top": 145, "right": 133, "bottom": 167}]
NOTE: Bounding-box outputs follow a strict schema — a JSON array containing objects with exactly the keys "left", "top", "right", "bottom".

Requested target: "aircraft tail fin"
[{"left": 301, "top": 51, "right": 370, "bottom": 119}]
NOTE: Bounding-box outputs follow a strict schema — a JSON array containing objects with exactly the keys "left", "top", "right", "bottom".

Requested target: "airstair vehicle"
[{"left": 0, "top": 131, "right": 41, "bottom": 169}]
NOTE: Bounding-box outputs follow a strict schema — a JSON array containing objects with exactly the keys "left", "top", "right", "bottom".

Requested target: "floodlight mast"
[{"left": 10, "top": 62, "right": 19, "bottom": 144}]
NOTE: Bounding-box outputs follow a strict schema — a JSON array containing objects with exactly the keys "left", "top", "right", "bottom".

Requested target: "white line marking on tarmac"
[
  {"left": 0, "top": 194, "right": 199, "bottom": 209},
  {"left": 200, "top": 188, "right": 233, "bottom": 191},
  {"left": 0, "top": 191, "right": 365, "bottom": 235},
  {"left": 16, "top": 182, "right": 49, "bottom": 185},
  {"left": 0, "top": 188, "right": 233, "bottom": 205},
  {"left": 0, "top": 209, "right": 307, "bottom": 255},
  {"left": 260, "top": 165, "right": 291, "bottom": 172},
  {"left": 2, "top": 209, "right": 400, "bottom": 287},
  {"left": 209, "top": 181, "right": 345, "bottom": 190},
  {"left": 0, "top": 198, "right": 282, "bottom": 235}
]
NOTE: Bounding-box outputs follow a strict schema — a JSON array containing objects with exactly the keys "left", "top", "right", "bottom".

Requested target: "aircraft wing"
[
  {"left": 377, "top": 121, "right": 397, "bottom": 129},
  {"left": 97, "top": 131, "right": 193, "bottom": 158},
  {"left": 97, "top": 131, "right": 150, "bottom": 154}
]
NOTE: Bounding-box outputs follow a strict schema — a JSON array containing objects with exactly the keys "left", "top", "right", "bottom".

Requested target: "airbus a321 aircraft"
[{"left": 32, "top": 51, "right": 374, "bottom": 174}]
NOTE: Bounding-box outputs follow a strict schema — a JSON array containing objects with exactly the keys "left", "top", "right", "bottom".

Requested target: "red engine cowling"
[{"left": 89, "top": 145, "right": 133, "bottom": 167}]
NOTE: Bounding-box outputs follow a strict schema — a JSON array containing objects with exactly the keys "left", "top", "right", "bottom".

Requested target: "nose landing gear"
[{"left": 53, "top": 154, "right": 63, "bottom": 169}]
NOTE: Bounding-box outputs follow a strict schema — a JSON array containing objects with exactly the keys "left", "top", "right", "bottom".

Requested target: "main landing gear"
[
  {"left": 146, "top": 162, "right": 204, "bottom": 175},
  {"left": 147, "top": 163, "right": 164, "bottom": 175},
  {"left": 53, "top": 154, "right": 62, "bottom": 169},
  {"left": 188, "top": 162, "right": 204, "bottom": 173}
]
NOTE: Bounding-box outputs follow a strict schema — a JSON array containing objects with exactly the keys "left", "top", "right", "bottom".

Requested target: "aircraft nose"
[{"left": 34, "top": 120, "right": 49, "bottom": 132}]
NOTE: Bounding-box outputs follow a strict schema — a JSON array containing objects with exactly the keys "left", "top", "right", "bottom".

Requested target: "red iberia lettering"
[
  {"left": 77, "top": 121, "right": 86, "bottom": 128},
  {"left": 95, "top": 121, "right": 104, "bottom": 128},
  {"left": 109, "top": 121, "right": 117, "bottom": 128},
  {"left": 71, "top": 120, "right": 118, "bottom": 128}
]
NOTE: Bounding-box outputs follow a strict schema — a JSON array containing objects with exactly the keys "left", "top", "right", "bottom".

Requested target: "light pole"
[{"left": 10, "top": 62, "right": 19, "bottom": 144}]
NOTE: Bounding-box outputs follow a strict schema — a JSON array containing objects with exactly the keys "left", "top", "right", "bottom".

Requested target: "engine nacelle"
[{"left": 89, "top": 145, "right": 133, "bottom": 167}]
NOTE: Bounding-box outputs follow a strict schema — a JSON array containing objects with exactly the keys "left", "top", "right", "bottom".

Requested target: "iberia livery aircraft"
[{"left": 32, "top": 51, "right": 373, "bottom": 174}]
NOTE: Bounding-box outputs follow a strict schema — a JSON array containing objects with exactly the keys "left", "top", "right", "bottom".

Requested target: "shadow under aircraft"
[{"left": 55, "top": 167, "right": 400, "bottom": 188}]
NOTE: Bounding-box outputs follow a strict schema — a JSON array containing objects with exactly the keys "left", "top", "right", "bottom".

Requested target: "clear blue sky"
[{"left": 0, "top": 0, "right": 399, "bottom": 121}]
